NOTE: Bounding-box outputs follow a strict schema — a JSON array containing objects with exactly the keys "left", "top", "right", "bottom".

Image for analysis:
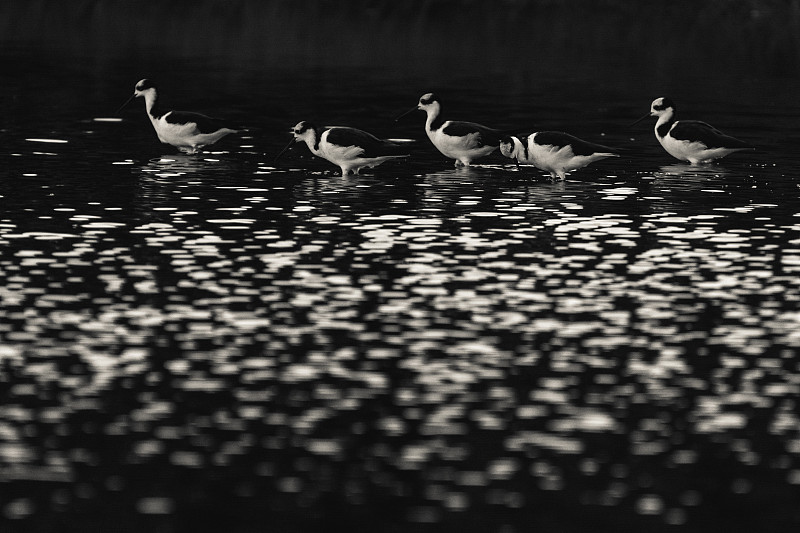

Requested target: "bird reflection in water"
[{"left": 656, "top": 162, "right": 731, "bottom": 179}]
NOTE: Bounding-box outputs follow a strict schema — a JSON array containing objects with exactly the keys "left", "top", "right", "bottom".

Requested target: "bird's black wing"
[
  {"left": 442, "top": 121, "right": 503, "bottom": 148},
  {"left": 670, "top": 120, "right": 750, "bottom": 149},
  {"left": 535, "top": 131, "right": 617, "bottom": 156},
  {"left": 326, "top": 127, "right": 410, "bottom": 157},
  {"left": 165, "top": 111, "right": 237, "bottom": 134}
]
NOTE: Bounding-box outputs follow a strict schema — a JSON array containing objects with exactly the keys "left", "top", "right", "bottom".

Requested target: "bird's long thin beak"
[
  {"left": 629, "top": 112, "right": 653, "bottom": 128},
  {"left": 394, "top": 106, "right": 419, "bottom": 122},
  {"left": 274, "top": 137, "right": 296, "bottom": 162},
  {"left": 116, "top": 93, "right": 136, "bottom": 115}
]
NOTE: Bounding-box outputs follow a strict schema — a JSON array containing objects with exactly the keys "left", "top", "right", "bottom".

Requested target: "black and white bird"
[
  {"left": 397, "top": 93, "right": 501, "bottom": 167},
  {"left": 118, "top": 79, "right": 239, "bottom": 154},
  {"left": 499, "top": 132, "right": 619, "bottom": 180},
  {"left": 276, "top": 121, "right": 409, "bottom": 176},
  {"left": 632, "top": 97, "right": 752, "bottom": 164}
]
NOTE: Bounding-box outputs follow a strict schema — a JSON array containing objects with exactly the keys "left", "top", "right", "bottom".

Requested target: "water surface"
[{"left": 3, "top": 4, "right": 800, "bottom": 533}]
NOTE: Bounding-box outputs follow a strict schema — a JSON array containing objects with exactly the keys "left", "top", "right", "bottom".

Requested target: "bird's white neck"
[
  {"left": 299, "top": 131, "right": 321, "bottom": 155},
  {"left": 424, "top": 103, "right": 443, "bottom": 133},
  {"left": 654, "top": 109, "right": 676, "bottom": 138},
  {"left": 510, "top": 137, "right": 528, "bottom": 160},
  {"left": 141, "top": 89, "right": 160, "bottom": 118}
]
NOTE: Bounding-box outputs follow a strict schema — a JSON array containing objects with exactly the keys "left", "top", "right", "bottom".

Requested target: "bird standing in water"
[
  {"left": 397, "top": 93, "right": 501, "bottom": 167},
  {"left": 632, "top": 97, "right": 752, "bottom": 164},
  {"left": 499, "top": 131, "right": 619, "bottom": 180},
  {"left": 276, "top": 121, "right": 410, "bottom": 176},
  {"left": 118, "top": 79, "right": 239, "bottom": 154}
]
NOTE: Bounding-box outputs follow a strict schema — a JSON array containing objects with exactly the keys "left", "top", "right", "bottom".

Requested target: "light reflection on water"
[{"left": 3, "top": 67, "right": 800, "bottom": 533}]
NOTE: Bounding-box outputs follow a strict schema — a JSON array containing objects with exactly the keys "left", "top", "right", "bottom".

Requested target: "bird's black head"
[
  {"left": 652, "top": 97, "right": 675, "bottom": 112},
  {"left": 135, "top": 79, "right": 157, "bottom": 92},
  {"left": 292, "top": 121, "right": 317, "bottom": 135},
  {"left": 499, "top": 136, "right": 518, "bottom": 158},
  {"left": 419, "top": 93, "right": 439, "bottom": 107}
]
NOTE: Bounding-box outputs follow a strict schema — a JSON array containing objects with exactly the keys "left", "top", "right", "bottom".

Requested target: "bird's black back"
[
  {"left": 442, "top": 121, "right": 502, "bottom": 147},
  {"left": 670, "top": 120, "right": 750, "bottom": 149},
  {"left": 165, "top": 111, "right": 237, "bottom": 133},
  {"left": 535, "top": 131, "right": 617, "bottom": 156},
  {"left": 326, "top": 127, "right": 409, "bottom": 157}
]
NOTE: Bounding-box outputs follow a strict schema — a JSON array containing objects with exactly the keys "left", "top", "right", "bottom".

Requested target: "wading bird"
[
  {"left": 632, "top": 97, "right": 752, "bottom": 164},
  {"left": 118, "top": 79, "right": 239, "bottom": 154},
  {"left": 396, "top": 93, "right": 501, "bottom": 167},
  {"left": 276, "top": 121, "right": 410, "bottom": 176},
  {"left": 499, "top": 131, "right": 619, "bottom": 180}
]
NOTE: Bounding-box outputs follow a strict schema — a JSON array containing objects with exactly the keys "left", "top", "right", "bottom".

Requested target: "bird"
[
  {"left": 631, "top": 97, "right": 752, "bottom": 164},
  {"left": 499, "top": 131, "right": 619, "bottom": 180},
  {"left": 275, "top": 121, "right": 410, "bottom": 176},
  {"left": 396, "top": 93, "right": 501, "bottom": 167},
  {"left": 117, "top": 79, "right": 239, "bottom": 154}
]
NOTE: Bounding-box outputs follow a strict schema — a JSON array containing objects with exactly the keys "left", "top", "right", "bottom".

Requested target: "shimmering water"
[{"left": 4, "top": 10, "right": 800, "bottom": 533}]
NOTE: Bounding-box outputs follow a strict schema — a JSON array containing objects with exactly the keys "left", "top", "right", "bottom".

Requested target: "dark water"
[{"left": 3, "top": 2, "right": 800, "bottom": 533}]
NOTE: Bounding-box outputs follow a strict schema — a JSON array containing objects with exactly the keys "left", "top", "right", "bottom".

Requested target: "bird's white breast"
[
  {"left": 152, "top": 114, "right": 200, "bottom": 145},
  {"left": 658, "top": 131, "right": 709, "bottom": 163},
  {"left": 527, "top": 141, "right": 574, "bottom": 168},
  {"left": 428, "top": 125, "right": 489, "bottom": 159},
  {"left": 318, "top": 133, "right": 365, "bottom": 164}
]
